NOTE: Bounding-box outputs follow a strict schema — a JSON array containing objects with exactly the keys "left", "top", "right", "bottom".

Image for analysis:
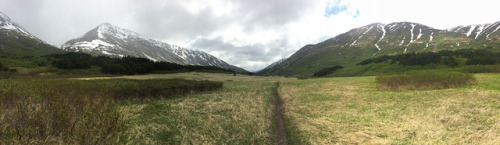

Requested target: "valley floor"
[
  {"left": 84, "top": 72, "right": 500, "bottom": 144},
  {"left": 280, "top": 74, "right": 500, "bottom": 144}
]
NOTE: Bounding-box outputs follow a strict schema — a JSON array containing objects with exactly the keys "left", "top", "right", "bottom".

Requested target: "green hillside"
[
  {"left": 0, "top": 30, "right": 64, "bottom": 68},
  {"left": 262, "top": 22, "right": 500, "bottom": 77}
]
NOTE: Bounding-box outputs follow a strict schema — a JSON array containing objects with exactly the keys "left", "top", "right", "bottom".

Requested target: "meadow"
[
  {"left": 0, "top": 77, "right": 224, "bottom": 144},
  {"left": 280, "top": 73, "right": 500, "bottom": 144},
  {"left": 1, "top": 72, "right": 499, "bottom": 144}
]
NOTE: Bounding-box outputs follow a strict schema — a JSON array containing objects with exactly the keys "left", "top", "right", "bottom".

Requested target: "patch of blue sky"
[
  {"left": 353, "top": 9, "right": 360, "bottom": 18},
  {"left": 324, "top": 4, "right": 348, "bottom": 17},
  {"left": 324, "top": 1, "right": 360, "bottom": 18}
]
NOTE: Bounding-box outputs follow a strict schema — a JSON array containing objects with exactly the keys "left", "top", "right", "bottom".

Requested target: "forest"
[
  {"left": 357, "top": 49, "right": 500, "bottom": 66},
  {"left": 49, "top": 52, "right": 233, "bottom": 75}
]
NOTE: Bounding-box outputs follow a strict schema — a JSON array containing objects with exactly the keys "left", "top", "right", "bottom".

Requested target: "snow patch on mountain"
[
  {"left": 0, "top": 11, "right": 38, "bottom": 39},
  {"left": 475, "top": 25, "right": 484, "bottom": 39},
  {"left": 374, "top": 24, "right": 386, "bottom": 51},
  {"left": 74, "top": 39, "right": 115, "bottom": 48},
  {"left": 400, "top": 36, "right": 406, "bottom": 45},
  {"left": 430, "top": 32, "right": 434, "bottom": 42},
  {"left": 409, "top": 24, "right": 416, "bottom": 43},
  {"left": 466, "top": 25, "right": 476, "bottom": 37},
  {"left": 417, "top": 28, "right": 422, "bottom": 40},
  {"left": 351, "top": 26, "right": 373, "bottom": 46},
  {"left": 143, "top": 53, "right": 158, "bottom": 62},
  {"left": 487, "top": 25, "right": 500, "bottom": 39}
]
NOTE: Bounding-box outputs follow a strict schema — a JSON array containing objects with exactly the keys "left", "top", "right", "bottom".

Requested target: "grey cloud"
[
  {"left": 0, "top": 0, "right": 318, "bottom": 70},
  {"left": 190, "top": 36, "right": 294, "bottom": 71}
]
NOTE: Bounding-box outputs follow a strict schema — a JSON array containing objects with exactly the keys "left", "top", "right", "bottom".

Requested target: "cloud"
[
  {"left": 0, "top": 0, "right": 499, "bottom": 71},
  {"left": 190, "top": 35, "right": 294, "bottom": 71}
]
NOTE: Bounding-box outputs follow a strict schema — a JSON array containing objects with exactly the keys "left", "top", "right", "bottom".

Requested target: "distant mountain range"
[
  {"left": 2, "top": 10, "right": 499, "bottom": 76},
  {"left": 260, "top": 21, "right": 500, "bottom": 76},
  {"left": 61, "top": 23, "right": 248, "bottom": 73}
]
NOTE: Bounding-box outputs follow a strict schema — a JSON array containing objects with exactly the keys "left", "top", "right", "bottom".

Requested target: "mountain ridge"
[
  {"left": 61, "top": 23, "right": 248, "bottom": 73},
  {"left": 260, "top": 21, "right": 500, "bottom": 76}
]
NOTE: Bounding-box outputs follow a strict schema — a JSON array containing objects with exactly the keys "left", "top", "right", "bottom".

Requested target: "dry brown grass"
[
  {"left": 0, "top": 79, "right": 123, "bottom": 144},
  {"left": 118, "top": 73, "right": 291, "bottom": 144},
  {"left": 280, "top": 74, "right": 500, "bottom": 144}
]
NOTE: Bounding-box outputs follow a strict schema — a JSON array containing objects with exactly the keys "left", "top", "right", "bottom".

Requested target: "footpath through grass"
[
  {"left": 280, "top": 73, "right": 500, "bottom": 144},
  {"left": 118, "top": 73, "right": 290, "bottom": 144}
]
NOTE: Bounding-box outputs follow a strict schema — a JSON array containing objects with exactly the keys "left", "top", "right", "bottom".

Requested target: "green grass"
[
  {"left": 3, "top": 72, "right": 500, "bottom": 144},
  {"left": 117, "top": 73, "right": 290, "bottom": 144},
  {"left": 0, "top": 77, "right": 223, "bottom": 144},
  {"left": 280, "top": 73, "right": 500, "bottom": 144},
  {"left": 376, "top": 71, "right": 476, "bottom": 90}
]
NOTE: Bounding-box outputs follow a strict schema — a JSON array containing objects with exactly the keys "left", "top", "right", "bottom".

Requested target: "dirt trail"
[{"left": 273, "top": 82, "right": 288, "bottom": 145}]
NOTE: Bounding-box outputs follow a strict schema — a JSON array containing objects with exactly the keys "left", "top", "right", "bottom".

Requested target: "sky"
[{"left": 0, "top": 0, "right": 499, "bottom": 71}]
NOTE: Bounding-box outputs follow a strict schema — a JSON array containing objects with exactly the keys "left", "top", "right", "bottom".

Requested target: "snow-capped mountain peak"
[
  {"left": 0, "top": 11, "right": 38, "bottom": 39},
  {"left": 96, "top": 23, "right": 140, "bottom": 39},
  {"left": 61, "top": 23, "right": 248, "bottom": 73},
  {"left": 449, "top": 21, "right": 500, "bottom": 40}
]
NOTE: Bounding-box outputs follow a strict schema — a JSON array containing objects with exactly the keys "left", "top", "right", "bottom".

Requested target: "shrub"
[
  {"left": 106, "top": 79, "right": 224, "bottom": 100},
  {"left": 376, "top": 71, "right": 476, "bottom": 91},
  {"left": 0, "top": 79, "right": 122, "bottom": 144},
  {"left": 460, "top": 65, "right": 500, "bottom": 73},
  {"left": 0, "top": 78, "right": 223, "bottom": 144},
  {"left": 313, "top": 65, "right": 344, "bottom": 77},
  {"left": 466, "top": 56, "right": 495, "bottom": 65}
]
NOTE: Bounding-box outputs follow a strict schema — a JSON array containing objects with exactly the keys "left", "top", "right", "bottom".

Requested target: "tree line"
[
  {"left": 357, "top": 49, "right": 500, "bottom": 66},
  {"left": 50, "top": 52, "right": 232, "bottom": 75}
]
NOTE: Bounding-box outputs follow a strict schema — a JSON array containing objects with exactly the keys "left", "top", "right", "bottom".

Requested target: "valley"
[{"left": 1, "top": 6, "right": 500, "bottom": 144}]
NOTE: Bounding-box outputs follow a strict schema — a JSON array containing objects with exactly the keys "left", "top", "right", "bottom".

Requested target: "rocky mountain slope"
[
  {"left": 61, "top": 23, "right": 247, "bottom": 73},
  {"left": 261, "top": 21, "right": 500, "bottom": 76}
]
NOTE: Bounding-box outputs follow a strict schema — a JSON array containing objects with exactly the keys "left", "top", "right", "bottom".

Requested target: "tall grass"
[
  {"left": 0, "top": 78, "right": 223, "bottom": 144},
  {"left": 106, "top": 79, "right": 223, "bottom": 100},
  {"left": 460, "top": 65, "right": 500, "bottom": 73},
  {"left": 0, "top": 79, "right": 122, "bottom": 144},
  {"left": 376, "top": 71, "right": 476, "bottom": 90}
]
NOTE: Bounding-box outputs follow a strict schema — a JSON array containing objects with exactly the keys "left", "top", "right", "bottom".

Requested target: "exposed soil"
[{"left": 273, "top": 82, "right": 288, "bottom": 145}]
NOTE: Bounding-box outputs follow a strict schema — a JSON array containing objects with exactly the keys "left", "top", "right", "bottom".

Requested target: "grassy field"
[
  {"left": 280, "top": 73, "right": 500, "bottom": 144},
  {"left": 0, "top": 76, "right": 224, "bottom": 144},
  {"left": 3, "top": 72, "right": 499, "bottom": 144},
  {"left": 116, "top": 73, "right": 290, "bottom": 144}
]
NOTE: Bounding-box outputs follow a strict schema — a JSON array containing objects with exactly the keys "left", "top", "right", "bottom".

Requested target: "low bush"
[
  {"left": 104, "top": 79, "right": 223, "bottom": 100},
  {"left": 0, "top": 78, "right": 223, "bottom": 144},
  {"left": 313, "top": 65, "right": 344, "bottom": 77},
  {"left": 460, "top": 65, "right": 500, "bottom": 73},
  {"left": 376, "top": 71, "right": 476, "bottom": 91}
]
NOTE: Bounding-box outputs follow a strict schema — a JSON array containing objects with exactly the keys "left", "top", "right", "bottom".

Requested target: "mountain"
[
  {"left": 261, "top": 21, "right": 500, "bottom": 76},
  {"left": 450, "top": 21, "right": 500, "bottom": 41},
  {"left": 257, "top": 58, "right": 286, "bottom": 74},
  {"left": 61, "top": 23, "right": 248, "bottom": 73},
  {"left": 0, "top": 11, "right": 63, "bottom": 61}
]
